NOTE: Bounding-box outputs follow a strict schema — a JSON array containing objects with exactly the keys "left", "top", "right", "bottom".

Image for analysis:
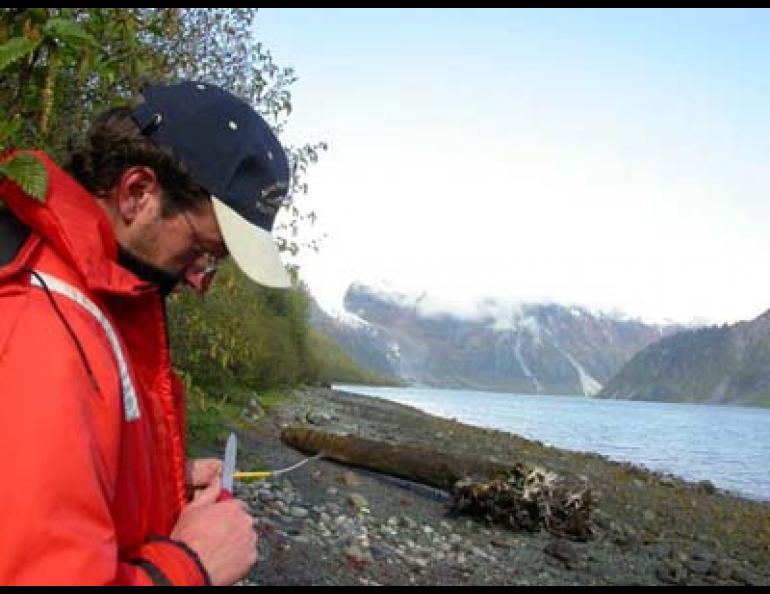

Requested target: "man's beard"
[{"left": 117, "top": 244, "right": 181, "bottom": 298}]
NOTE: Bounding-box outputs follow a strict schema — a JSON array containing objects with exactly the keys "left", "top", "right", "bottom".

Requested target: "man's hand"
[
  {"left": 185, "top": 458, "right": 222, "bottom": 501},
  {"left": 171, "top": 476, "right": 257, "bottom": 586}
]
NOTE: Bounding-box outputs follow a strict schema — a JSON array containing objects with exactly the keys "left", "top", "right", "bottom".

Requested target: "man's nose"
[{"left": 183, "top": 268, "right": 216, "bottom": 294}]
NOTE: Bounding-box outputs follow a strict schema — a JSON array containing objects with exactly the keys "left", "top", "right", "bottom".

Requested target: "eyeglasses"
[{"left": 182, "top": 210, "right": 222, "bottom": 275}]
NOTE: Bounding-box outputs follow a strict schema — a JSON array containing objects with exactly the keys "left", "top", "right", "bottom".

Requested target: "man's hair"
[{"left": 65, "top": 106, "right": 209, "bottom": 216}]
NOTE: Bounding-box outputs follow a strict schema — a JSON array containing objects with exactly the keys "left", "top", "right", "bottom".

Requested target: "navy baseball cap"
[{"left": 131, "top": 80, "right": 291, "bottom": 288}]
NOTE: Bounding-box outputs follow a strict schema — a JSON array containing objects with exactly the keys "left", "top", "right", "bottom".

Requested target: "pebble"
[
  {"left": 347, "top": 492, "right": 369, "bottom": 511},
  {"left": 544, "top": 539, "right": 579, "bottom": 565},
  {"left": 341, "top": 471, "right": 362, "bottom": 488}
]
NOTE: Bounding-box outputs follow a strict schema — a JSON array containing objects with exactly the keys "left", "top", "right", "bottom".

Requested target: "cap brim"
[{"left": 211, "top": 196, "right": 291, "bottom": 288}]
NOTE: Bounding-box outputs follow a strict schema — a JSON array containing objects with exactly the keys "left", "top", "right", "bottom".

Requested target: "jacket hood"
[{"left": 0, "top": 150, "right": 148, "bottom": 296}]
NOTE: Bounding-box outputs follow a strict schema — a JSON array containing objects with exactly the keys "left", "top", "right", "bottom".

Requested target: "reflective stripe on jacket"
[{"left": 0, "top": 151, "right": 207, "bottom": 585}]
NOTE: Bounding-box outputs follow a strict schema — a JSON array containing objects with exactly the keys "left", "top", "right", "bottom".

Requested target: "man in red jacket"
[{"left": 0, "top": 81, "right": 292, "bottom": 585}]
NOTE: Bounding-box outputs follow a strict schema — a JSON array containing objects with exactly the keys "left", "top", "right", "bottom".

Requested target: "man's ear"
[{"left": 114, "top": 166, "right": 162, "bottom": 224}]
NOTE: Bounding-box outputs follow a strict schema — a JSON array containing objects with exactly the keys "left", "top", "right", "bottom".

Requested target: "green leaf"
[
  {"left": 0, "top": 36, "right": 42, "bottom": 71},
  {"left": 0, "top": 154, "right": 48, "bottom": 202},
  {"left": 0, "top": 119, "right": 21, "bottom": 144},
  {"left": 44, "top": 18, "right": 96, "bottom": 47}
]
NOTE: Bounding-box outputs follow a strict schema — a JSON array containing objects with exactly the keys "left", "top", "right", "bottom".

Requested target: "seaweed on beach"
[{"left": 448, "top": 462, "right": 596, "bottom": 541}]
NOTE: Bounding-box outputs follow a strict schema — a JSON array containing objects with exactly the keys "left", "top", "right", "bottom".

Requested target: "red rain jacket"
[{"left": 0, "top": 152, "right": 209, "bottom": 585}]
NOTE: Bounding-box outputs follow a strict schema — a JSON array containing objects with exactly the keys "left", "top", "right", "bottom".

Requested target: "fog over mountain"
[{"left": 310, "top": 282, "right": 688, "bottom": 396}]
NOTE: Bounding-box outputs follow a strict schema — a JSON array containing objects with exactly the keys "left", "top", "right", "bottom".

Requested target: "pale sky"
[{"left": 258, "top": 8, "right": 770, "bottom": 325}]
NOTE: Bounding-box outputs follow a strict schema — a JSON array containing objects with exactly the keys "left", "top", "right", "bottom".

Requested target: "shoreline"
[
  {"left": 332, "top": 383, "right": 770, "bottom": 504},
  {"left": 234, "top": 386, "right": 770, "bottom": 585},
  {"left": 334, "top": 382, "right": 770, "bottom": 410}
]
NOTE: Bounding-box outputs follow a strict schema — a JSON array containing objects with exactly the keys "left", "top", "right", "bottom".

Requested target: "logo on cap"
[{"left": 255, "top": 182, "right": 288, "bottom": 217}]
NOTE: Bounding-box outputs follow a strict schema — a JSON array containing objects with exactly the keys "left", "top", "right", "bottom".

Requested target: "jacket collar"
[{"left": 0, "top": 150, "right": 151, "bottom": 296}]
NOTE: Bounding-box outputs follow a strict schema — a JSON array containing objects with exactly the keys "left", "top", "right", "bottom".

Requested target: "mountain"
[
  {"left": 599, "top": 310, "right": 770, "bottom": 407},
  {"left": 310, "top": 282, "right": 683, "bottom": 396}
]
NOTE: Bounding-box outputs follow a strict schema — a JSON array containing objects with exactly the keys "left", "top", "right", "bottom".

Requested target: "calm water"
[{"left": 334, "top": 384, "right": 770, "bottom": 502}]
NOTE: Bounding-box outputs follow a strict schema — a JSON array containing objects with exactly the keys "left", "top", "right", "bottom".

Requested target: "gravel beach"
[{"left": 228, "top": 387, "right": 770, "bottom": 586}]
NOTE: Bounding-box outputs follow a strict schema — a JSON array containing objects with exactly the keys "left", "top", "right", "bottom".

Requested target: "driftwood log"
[
  {"left": 280, "top": 426, "right": 595, "bottom": 540},
  {"left": 280, "top": 426, "right": 512, "bottom": 491}
]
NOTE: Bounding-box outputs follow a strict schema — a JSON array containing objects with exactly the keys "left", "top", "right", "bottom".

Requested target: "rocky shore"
[{"left": 229, "top": 387, "right": 770, "bottom": 586}]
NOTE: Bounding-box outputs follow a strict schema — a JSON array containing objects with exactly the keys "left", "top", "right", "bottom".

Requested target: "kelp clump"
[{"left": 448, "top": 462, "right": 595, "bottom": 541}]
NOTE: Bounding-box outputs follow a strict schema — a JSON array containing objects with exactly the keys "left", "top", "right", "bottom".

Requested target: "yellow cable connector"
[{"left": 233, "top": 471, "right": 273, "bottom": 480}]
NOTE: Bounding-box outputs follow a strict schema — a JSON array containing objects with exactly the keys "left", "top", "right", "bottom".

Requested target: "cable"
[
  {"left": 25, "top": 268, "right": 100, "bottom": 393},
  {"left": 233, "top": 452, "right": 324, "bottom": 480}
]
